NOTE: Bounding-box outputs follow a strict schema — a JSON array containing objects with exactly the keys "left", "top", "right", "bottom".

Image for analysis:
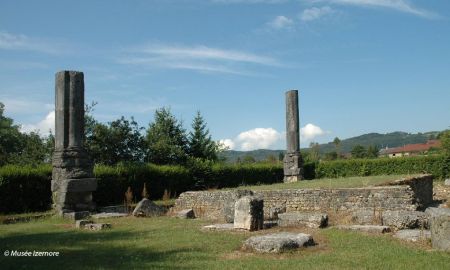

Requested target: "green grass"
[
  {"left": 229, "top": 174, "right": 416, "bottom": 191},
  {"left": 0, "top": 216, "right": 449, "bottom": 269}
]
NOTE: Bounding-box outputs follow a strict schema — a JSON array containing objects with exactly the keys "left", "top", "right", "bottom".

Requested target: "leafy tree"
[
  {"left": 87, "top": 117, "right": 145, "bottom": 165},
  {"left": 242, "top": 155, "right": 256, "bottom": 163},
  {"left": 351, "top": 145, "right": 367, "bottom": 159},
  {"left": 333, "top": 137, "right": 341, "bottom": 158},
  {"left": 309, "top": 142, "right": 320, "bottom": 162},
  {"left": 145, "top": 107, "right": 188, "bottom": 165},
  {"left": 188, "top": 111, "right": 217, "bottom": 161},
  {"left": 265, "top": 154, "right": 278, "bottom": 164},
  {"left": 324, "top": 151, "right": 338, "bottom": 161},
  {"left": 366, "top": 145, "right": 379, "bottom": 159},
  {"left": 278, "top": 152, "right": 284, "bottom": 162},
  {"left": 0, "top": 102, "right": 23, "bottom": 165},
  {"left": 439, "top": 130, "right": 450, "bottom": 155}
]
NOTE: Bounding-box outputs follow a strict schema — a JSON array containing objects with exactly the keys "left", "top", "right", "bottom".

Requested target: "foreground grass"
[
  {"left": 230, "top": 174, "right": 416, "bottom": 191},
  {"left": 0, "top": 216, "right": 449, "bottom": 269}
]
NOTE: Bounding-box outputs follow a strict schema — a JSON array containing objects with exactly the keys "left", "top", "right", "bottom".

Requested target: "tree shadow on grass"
[{"left": 0, "top": 229, "right": 208, "bottom": 269}]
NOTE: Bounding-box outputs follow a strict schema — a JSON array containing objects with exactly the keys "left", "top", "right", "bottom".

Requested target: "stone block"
[
  {"left": 352, "top": 208, "right": 379, "bottom": 225},
  {"left": 444, "top": 179, "right": 450, "bottom": 186},
  {"left": 430, "top": 212, "right": 450, "bottom": 251},
  {"left": 425, "top": 207, "right": 450, "bottom": 219},
  {"left": 75, "top": 219, "right": 93, "bottom": 229},
  {"left": 132, "top": 199, "right": 165, "bottom": 217},
  {"left": 176, "top": 209, "right": 195, "bottom": 219},
  {"left": 234, "top": 196, "right": 264, "bottom": 231},
  {"left": 278, "top": 212, "right": 328, "bottom": 228},
  {"left": 51, "top": 178, "right": 97, "bottom": 193},
  {"left": 242, "top": 232, "right": 314, "bottom": 253},
  {"left": 202, "top": 224, "right": 235, "bottom": 231},
  {"left": 394, "top": 229, "right": 431, "bottom": 242},
  {"left": 91, "top": 213, "right": 128, "bottom": 219},
  {"left": 97, "top": 205, "right": 128, "bottom": 214},
  {"left": 85, "top": 223, "right": 112, "bottom": 231},
  {"left": 335, "top": 225, "right": 391, "bottom": 234},
  {"left": 63, "top": 211, "right": 90, "bottom": 220},
  {"left": 382, "top": 210, "right": 428, "bottom": 230}
]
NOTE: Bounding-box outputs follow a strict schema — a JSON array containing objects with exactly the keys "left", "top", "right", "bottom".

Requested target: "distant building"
[{"left": 379, "top": 140, "right": 441, "bottom": 158}]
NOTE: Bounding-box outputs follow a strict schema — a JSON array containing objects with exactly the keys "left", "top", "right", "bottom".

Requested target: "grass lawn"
[
  {"left": 229, "top": 174, "right": 418, "bottom": 191},
  {"left": 1, "top": 216, "right": 449, "bottom": 270}
]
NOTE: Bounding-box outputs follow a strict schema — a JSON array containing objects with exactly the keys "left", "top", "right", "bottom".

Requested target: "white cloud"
[
  {"left": 0, "top": 31, "right": 68, "bottom": 54},
  {"left": 21, "top": 111, "right": 55, "bottom": 135},
  {"left": 300, "top": 6, "right": 335, "bottom": 21},
  {"left": 1, "top": 98, "right": 53, "bottom": 114},
  {"left": 219, "top": 139, "right": 236, "bottom": 150},
  {"left": 212, "top": 0, "right": 288, "bottom": 4},
  {"left": 221, "top": 128, "right": 282, "bottom": 151},
  {"left": 300, "top": 123, "right": 325, "bottom": 141},
  {"left": 268, "top": 15, "right": 294, "bottom": 29},
  {"left": 314, "top": 0, "right": 438, "bottom": 19},
  {"left": 118, "top": 44, "right": 280, "bottom": 75}
]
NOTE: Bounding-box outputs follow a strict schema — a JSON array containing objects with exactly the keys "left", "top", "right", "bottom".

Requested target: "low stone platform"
[
  {"left": 335, "top": 225, "right": 391, "bottom": 234},
  {"left": 202, "top": 224, "right": 235, "bottom": 231},
  {"left": 91, "top": 213, "right": 128, "bottom": 219},
  {"left": 242, "top": 232, "right": 314, "bottom": 253},
  {"left": 394, "top": 229, "right": 431, "bottom": 242},
  {"left": 278, "top": 212, "right": 328, "bottom": 228}
]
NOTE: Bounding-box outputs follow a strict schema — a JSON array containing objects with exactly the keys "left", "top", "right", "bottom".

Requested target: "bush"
[{"left": 315, "top": 155, "right": 448, "bottom": 179}]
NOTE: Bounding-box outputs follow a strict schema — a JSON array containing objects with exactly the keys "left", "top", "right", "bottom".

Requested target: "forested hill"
[{"left": 219, "top": 131, "right": 440, "bottom": 163}]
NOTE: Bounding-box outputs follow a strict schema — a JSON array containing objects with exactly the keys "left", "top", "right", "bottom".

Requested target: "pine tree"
[{"left": 188, "top": 111, "right": 217, "bottom": 161}]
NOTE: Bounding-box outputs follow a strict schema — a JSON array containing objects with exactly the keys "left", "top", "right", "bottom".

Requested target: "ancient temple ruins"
[
  {"left": 283, "top": 90, "right": 303, "bottom": 182},
  {"left": 51, "top": 71, "right": 97, "bottom": 215}
]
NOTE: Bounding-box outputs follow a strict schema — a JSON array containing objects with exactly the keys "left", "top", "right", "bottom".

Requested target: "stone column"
[
  {"left": 51, "top": 71, "right": 97, "bottom": 216},
  {"left": 283, "top": 90, "right": 303, "bottom": 182}
]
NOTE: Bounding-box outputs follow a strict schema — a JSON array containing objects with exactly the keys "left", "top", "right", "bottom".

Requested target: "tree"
[
  {"left": 439, "top": 130, "right": 450, "bottom": 155},
  {"left": 188, "top": 111, "right": 217, "bottom": 161},
  {"left": 242, "top": 155, "right": 256, "bottom": 163},
  {"left": 0, "top": 102, "right": 23, "bottom": 165},
  {"left": 351, "top": 145, "right": 367, "bottom": 159},
  {"left": 309, "top": 142, "right": 320, "bottom": 162},
  {"left": 366, "top": 145, "right": 379, "bottom": 159},
  {"left": 265, "top": 154, "right": 278, "bottom": 164},
  {"left": 324, "top": 151, "right": 338, "bottom": 161},
  {"left": 333, "top": 137, "right": 341, "bottom": 158},
  {"left": 87, "top": 116, "right": 145, "bottom": 165},
  {"left": 145, "top": 107, "right": 188, "bottom": 165}
]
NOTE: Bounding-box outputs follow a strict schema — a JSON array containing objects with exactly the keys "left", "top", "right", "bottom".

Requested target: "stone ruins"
[
  {"left": 283, "top": 90, "right": 303, "bottom": 182},
  {"left": 51, "top": 71, "right": 97, "bottom": 216}
]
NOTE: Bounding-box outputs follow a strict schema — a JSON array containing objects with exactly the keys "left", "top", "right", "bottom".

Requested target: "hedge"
[
  {"left": 0, "top": 155, "right": 448, "bottom": 214},
  {"left": 315, "top": 155, "right": 448, "bottom": 179}
]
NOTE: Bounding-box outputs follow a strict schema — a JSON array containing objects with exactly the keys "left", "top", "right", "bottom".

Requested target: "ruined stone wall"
[{"left": 173, "top": 175, "right": 433, "bottom": 222}]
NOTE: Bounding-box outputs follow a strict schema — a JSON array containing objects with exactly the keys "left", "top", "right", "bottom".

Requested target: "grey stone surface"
[
  {"left": 267, "top": 206, "right": 286, "bottom": 220},
  {"left": 202, "top": 223, "right": 235, "bottom": 231},
  {"left": 176, "top": 209, "right": 195, "bottom": 219},
  {"left": 85, "top": 223, "right": 112, "bottom": 231},
  {"left": 173, "top": 190, "right": 253, "bottom": 222},
  {"left": 75, "top": 219, "right": 93, "bottom": 229},
  {"left": 283, "top": 90, "right": 303, "bottom": 182},
  {"left": 91, "top": 213, "right": 128, "bottom": 219},
  {"left": 52, "top": 71, "right": 97, "bottom": 215},
  {"left": 382, "top": 210, "right": 428, "bottom": 230},
  {"left": 278, "top": 212, "right": 328, "bottom": 228},
  {"left": 425, "top": 207, "right": 450, "bottom": 219},
  {"left": 430, "top": 210, "right": 450, "bottom": 251},
  {"left": 384, "top": 174, "right": 434, "bottom": 210},
  {"left": 242, "top": 232, "right": 314, "bottom": 253},
  {"left": 174, "top": 175, "right": 433, "bottom": 221},
  {"left": 234, "top": 196, "right": 264, "bottom": 231},
  {"left": 351, "top": 208, "right": 380, "bottom": 225},
  {"left": 132, "top": 199, "right": 165, "bottom": 217},
  {"left": 63, "top": 211, "right": 90, "bottom": 220},
  {"left": 444, "top": 179, "right": 450, "bottom": 186},
  {"left": 394, "top": 229, "right": 431, "bottom": 242},
  {"left": 335, "top": 225, "right": 391, "bottom": 234}
]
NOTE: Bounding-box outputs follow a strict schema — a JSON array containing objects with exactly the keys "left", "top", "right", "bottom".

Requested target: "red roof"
[{"left": 381, "top": 140, "right": 441, "bottom": 155}]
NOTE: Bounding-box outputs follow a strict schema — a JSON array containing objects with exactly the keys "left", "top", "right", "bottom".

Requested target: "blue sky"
[{"left": 1, "top": 0, "right": 449, "bottom": 150}]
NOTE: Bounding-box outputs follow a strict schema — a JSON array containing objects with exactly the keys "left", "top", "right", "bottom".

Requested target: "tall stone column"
[
  {"left": 283, "top": 90, "right": 303, "bottom": 183},
  {"left": 51, "top": 71, "right": 97, "bottom": 215}
]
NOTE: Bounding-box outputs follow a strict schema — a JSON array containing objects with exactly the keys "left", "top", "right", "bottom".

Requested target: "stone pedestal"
[
  {"left": 283, "top": 90, "right": 303, "bottom": 182},
  {"left": 51, "top": 71, "right": 97, "bottom": 215},
  {"left": 234, "top": 196, "right": 264, "bottom": 231}
]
